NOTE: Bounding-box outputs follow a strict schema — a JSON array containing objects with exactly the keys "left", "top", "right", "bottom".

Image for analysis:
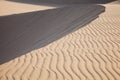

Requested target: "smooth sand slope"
[
  {"left": 0, "top": 1, "right": 120, "bottom": 80},
  {"left": 0, "top": 0, "right": 59, "bottom": 16}
]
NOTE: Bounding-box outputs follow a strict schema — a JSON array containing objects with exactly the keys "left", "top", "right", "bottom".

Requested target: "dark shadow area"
[
  {"left": 0, "top": 4, "right": 105, "bottom": 64},
  {"left": 7, "top": 0, "right": 116, "bottom": 5}
]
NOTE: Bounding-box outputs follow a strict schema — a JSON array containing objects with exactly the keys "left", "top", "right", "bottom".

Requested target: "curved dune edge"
[{"left": 0, "top": 4, "right": 120, "bottom": 80}]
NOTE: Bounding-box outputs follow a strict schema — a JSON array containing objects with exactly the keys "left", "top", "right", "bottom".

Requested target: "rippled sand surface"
[{"left": 0, "top": 1, "right": 120, "bottom": 80}]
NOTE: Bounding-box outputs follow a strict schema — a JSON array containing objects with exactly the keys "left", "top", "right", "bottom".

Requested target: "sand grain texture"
[{"left": 0, "top": 2, "right": 120, "bottom": 80}]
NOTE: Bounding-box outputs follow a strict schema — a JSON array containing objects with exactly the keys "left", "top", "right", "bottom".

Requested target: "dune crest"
[{"left": 0, "top": 1, "right": 120, "bottom": 80}]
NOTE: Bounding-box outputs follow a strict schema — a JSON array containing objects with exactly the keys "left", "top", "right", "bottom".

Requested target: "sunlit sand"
[{"left": 0, "top": 0, "right": 120, "bottom": 80}]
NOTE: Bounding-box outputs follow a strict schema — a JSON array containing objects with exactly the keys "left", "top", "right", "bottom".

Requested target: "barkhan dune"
[{"left": 0, "top": 0, "right": 120, "bottom": 80}]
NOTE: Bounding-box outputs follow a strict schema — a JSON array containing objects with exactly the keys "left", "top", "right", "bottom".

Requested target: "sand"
[
  {"left": 9, "top": 0, "right": 115, "bottom": 4},
  {"left": 0, "top": 0, "right": 120, "bottom": 80},
  {"left": 109, "top": 0, "right": 120, "bottom": 4},
  {"left": 0, "top": 4, "right": 104, "bottom": 64},
  {"left": 0, "top": 0, "right": 58, "bottom": 16}
]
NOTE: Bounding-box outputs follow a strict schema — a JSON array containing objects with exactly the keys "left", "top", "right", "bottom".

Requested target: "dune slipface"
[
  {"left": 0, "top": 3, "right": 120, "bottom": 80},
  {"left": 0, "top": 4, "right": 104, "bottom": 63}
]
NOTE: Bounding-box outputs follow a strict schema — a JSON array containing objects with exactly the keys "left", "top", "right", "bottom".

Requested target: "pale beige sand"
[
  {"left": 0, "top": 1, "right": 58, "bottom": 16},
  {"left": 109, "top": 0, "right": 120, "bottom": 4},
  {"left": 0, "top": 1, "right": 120, "bottom": 80}
]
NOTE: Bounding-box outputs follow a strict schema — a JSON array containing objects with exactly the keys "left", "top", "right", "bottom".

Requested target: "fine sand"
[
  {"left": 0, "top": 1, "right": 120, "bottom": 80},
  {"left": 0, "top": 0, "right": 59, "bottom": 16},
  {"left": 0, "top": 4, "right": 104, "bottom": 64}
]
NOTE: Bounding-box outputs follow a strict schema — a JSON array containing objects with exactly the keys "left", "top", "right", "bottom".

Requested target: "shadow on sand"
[
  {"left": 7, "top": 0, "right": 116, "bottom": 5},
  {"left": 0, "top": 4, "right": 105, "bottom": 64}
]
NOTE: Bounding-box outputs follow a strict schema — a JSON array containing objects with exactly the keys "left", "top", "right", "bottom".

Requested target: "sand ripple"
[{"left": 0, "top": 5, "right": 120, "bottom": 80}]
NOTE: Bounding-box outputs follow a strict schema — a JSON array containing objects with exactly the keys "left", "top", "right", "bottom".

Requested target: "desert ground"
[{"left": 0, "top": 0, "right": 120, "bottom": 80}]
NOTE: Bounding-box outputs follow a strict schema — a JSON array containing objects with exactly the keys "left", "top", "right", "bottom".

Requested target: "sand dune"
[
  {"left": 9, "top": 0, "right": 115, "bottom": 4},
  {"left": 0, "top": 4, "right": 104, "bottom": 64},
  {"left": 0, "top": 1, "right": 120, "bottom": 80},
  {"left": 0, "top": 0, "right": 59, "bottom": 16}
]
